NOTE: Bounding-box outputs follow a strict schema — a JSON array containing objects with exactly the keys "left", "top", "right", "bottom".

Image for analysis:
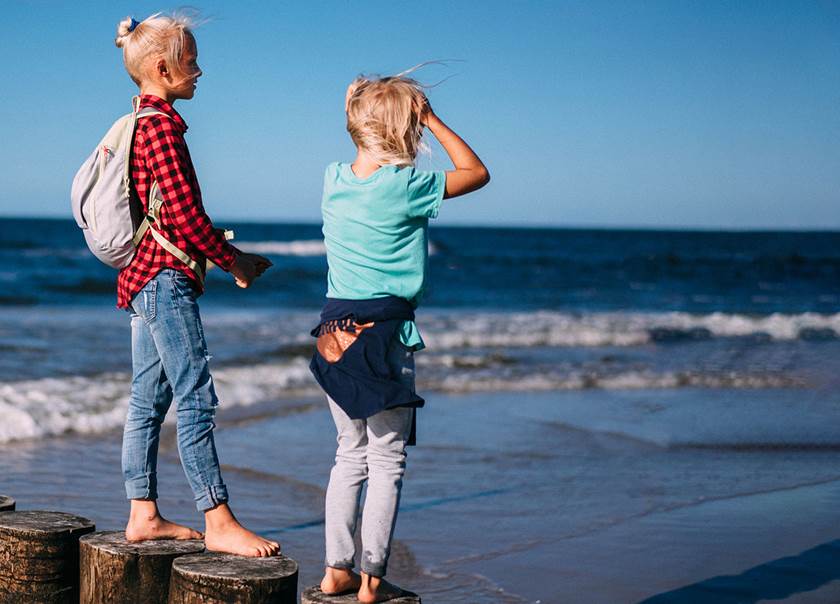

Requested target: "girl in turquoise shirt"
[{"left": 318, "top": 70, "right": 489, "bottom": 602}]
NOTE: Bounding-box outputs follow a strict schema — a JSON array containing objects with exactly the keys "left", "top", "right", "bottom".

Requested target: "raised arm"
[{"left": 421, "top": 102, "right": 490, "bottom": 199}]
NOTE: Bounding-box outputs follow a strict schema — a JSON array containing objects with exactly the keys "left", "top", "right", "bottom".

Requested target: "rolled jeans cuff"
[
  {"left": 195, "top": 484, "right": 229, "bottom": 512},
  {"left": 125, "top": 474, "right": 158, "bottom": 501}
]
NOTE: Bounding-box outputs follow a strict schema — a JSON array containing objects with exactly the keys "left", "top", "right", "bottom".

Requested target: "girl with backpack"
[
  {"left": 113, "top": 13, "right": 278, "bottom": 557},
  {"left": 310, "top": 72, "right": 489, "bottom": 601}
]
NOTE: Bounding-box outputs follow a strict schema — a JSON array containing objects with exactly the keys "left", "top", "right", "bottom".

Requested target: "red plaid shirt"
[{"left": 116, "top": 95, "right": 238, "bottom": 309}]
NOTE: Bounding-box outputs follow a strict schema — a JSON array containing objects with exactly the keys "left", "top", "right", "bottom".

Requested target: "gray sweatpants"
[{"left": 324, "top": 343, "right": 415, "bottom": 577}]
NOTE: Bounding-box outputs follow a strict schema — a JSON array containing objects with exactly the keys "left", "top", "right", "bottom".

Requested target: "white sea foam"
[
  {"left": 0, "top": 358, "right": 801, "bottom": 445},
  {"left": 235, "top": 240, "right": 439, "bottom": 257},
  {"left": 431, "top": 370, "right": 800, "bottom": 394},
  {"left": 236, "top": 240, "right": 327, "bottom": 256},
  {"left": 0, "top": 373, "right": 131, "bottom": 443},
  {"left": 421, "top": 311, "right": 840, "bottom": 348},
  {"left": 0, "top": 360, "right": 316, "bottom": 445},
  {"left": 0, "top": 308, "right": 833, "bottom": 444}
]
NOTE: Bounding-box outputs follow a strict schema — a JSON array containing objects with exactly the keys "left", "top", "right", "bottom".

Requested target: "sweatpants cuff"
[
  {"left": 361, "top": 561, "right": 387, "bottom": 578},
  {"left": 326, "top": 559, "right": 355, "bottom": 571}
]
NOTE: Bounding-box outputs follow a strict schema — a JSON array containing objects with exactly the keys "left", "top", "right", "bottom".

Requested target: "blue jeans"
[{"left": 122, "top": 269, "right": 228, "bottom": 512}]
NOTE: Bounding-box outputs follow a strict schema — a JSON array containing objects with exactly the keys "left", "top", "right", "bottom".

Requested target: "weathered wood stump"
[
  {"left": 168, "top": 553, "right": 298, "bottom": 603},
  {"left": 79, "top": 530, "right": 205, "bottom": 604},
  {"left": 0, "top": 496, "right": 14, "bottom": 511},
  {"left": 0, "top": 510, "right": 95, "bottom": 603},
  {"left": 301, "top": 585, "right": 421, "bottom": 603}
]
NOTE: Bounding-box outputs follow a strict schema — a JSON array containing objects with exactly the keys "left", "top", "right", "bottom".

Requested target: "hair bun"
[{"left": 115, "top": 17, "right": 134, "bottom": 48}]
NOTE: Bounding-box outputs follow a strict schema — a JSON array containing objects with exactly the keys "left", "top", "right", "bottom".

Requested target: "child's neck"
[
  {"left": 350, "top": 152, "right": 382, "bottom": 179},
  {"left": 139, "top": 83, "right": 178, "bottom": 106}
]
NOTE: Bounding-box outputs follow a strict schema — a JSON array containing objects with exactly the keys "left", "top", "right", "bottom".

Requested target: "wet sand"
[{"left": 2, "top": 389, "right": 840, "bottom": 603}]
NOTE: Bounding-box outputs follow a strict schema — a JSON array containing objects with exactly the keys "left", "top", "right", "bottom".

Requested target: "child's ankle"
[
  {"left": 361, "top": 572, "right": 381, "bottom": 587},
  {"left": 203, "top": 502, "right": 238, "bottom": 530},
  {"left": 326, "top": 566, "right": 354, "bottom": 578}
]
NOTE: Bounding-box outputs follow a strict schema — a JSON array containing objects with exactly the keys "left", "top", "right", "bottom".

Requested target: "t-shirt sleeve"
[{"left": 405, "top": 168, "right": 446, "bottom": 219}]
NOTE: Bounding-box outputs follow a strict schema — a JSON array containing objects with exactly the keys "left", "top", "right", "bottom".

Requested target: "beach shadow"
[{"left": 638, "top": 539, "right": 840, "bottom": 603}]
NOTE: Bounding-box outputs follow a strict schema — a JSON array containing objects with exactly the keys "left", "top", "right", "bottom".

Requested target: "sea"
[{"left": 2, "top": 217, "right": 840, "bottom": 603}]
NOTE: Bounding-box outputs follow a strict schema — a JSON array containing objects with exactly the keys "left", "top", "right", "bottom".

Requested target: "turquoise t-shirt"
[{"left": 321, "top": 162, "right": 446, "bottom": 351}]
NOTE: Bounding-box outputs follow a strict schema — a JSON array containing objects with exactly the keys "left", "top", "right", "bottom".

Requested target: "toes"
[{"left": 263, "top": 539, "right": 280, "bottom": 552}]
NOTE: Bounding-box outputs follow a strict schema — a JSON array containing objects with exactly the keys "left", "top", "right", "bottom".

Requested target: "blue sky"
[{"left": 1, "top": 1, "right": 838, "bottom": 228}]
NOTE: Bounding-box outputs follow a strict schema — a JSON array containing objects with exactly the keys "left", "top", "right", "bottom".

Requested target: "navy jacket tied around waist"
[{"left": 309, "top": 297, "right": 425, "bottom": 439}]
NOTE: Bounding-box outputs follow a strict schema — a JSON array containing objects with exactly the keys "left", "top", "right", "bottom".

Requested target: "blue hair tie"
[{"left": 128, "top": 17, "right": 140, "bottom": 32}]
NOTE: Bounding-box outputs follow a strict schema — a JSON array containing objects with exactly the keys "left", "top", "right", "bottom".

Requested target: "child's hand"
[
  {"left": 230, "top": 253, "right": 272, "bottom": 288},
  {"left": 230, "top": 255, "right": 255, "bottom": 288},
  {"left": 244, "top": 253, "right": 273, "bottom": 277},
  {"left": 418, "top": 96, "right": 435, "bottom": 127}
]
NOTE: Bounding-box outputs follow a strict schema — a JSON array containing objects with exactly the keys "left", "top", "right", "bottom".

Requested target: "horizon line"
[{"left": 2, "top": 213, "right": 840, "bottom": 234}]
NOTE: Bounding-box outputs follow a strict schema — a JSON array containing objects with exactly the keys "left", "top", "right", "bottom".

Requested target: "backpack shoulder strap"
[
  {"left": 136, "top": 108, "right": 170, "bottom": 119},
  {"left": 122, "top": 98, "right": 170, "bottom": 194}
]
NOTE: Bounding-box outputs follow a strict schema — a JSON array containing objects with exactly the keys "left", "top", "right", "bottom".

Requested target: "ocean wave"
[
  {"left": 236, "top": 240, "right": 327, "bottom": 256},
  {"left": 0, "top": 356, "right": 803, "bottom": 444},
  {"left": 421, "top": 311, "right": 840, "bottom": 348},
  {"left": 430, "top": 370, "right": 802, "bottom": 394},
  {"left": 0, "top": 239, "right": 38, "bottom": 250},
  {"left": 0, "top": 360, "right": 315, "bottom": 444},
  {"left": 235, "top": 240, "right": 439, "bottom": 257},
  {"left": 0, "top": 373, "right": 133, "bottom": 443},
  {"left": 0, "top": 295, "right": 38, "bottom": 306},
  {"left": 45, "top": 278, "right": 116, "bottom": 295},
  {"left": 21, "top": 247, "right": 91, "bottom": 259}
]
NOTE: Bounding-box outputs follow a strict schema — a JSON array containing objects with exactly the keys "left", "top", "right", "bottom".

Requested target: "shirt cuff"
[{"left": 214, "top": 242, "right": 239, "bottom": 272}]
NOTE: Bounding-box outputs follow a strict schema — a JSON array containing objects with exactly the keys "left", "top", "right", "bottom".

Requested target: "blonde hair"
[
  {"left": 115, "top": 12, "right": 197, "bottom": 86},
  {"left": 345, "top": 72, "right": 429, "bottom": 167}
]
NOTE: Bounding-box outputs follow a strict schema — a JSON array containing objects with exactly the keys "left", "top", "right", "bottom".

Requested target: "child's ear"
[{"left": 155, "top": 58, "right": 169, "bottom": 79}]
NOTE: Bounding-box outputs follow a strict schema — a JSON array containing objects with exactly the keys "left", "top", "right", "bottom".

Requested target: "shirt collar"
[{"left": 138, "top": 94, "right": 188, "bottom": 132}]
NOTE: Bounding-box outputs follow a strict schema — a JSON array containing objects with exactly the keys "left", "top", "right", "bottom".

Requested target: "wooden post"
[
  {"left": 301, "top": 585, "right": 421, "bottom": 603},
  {"left": 0, "top": 496, "right": 14, "bottom": 511},
  {"left": 79, "top": 530, "right": 205, "bottom": 604},
  {"left": 0, "top": 510, "right": 95, "bottom": 603},
  {"left": 168, "top": 552, "right": 299, "bottom": 603}
]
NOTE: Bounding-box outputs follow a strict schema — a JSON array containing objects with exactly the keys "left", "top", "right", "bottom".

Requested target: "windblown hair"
[
  {"left": 115, "top": 12, "right": 197, "bottom": 86},
  {"left": 345, "top": 72, "right": 429, "bottom": 167}
]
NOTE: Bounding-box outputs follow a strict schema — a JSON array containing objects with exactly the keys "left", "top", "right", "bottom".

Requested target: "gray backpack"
[{"left": 71, "top": 97, "right": 205, "bottom": 279}]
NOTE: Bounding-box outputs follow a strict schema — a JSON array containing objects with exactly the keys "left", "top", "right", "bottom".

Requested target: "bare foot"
[
  {"left": 125, "top": 500, "right": 202, "bottom": 542},
  {"left": 321, "top": 567, "right": 361, "bottom": 595},
  {"left": 358, "top": 573, "right": 405, "bottom": 603},
  {"left": 204, "top": 503, "right": 280, "bottom": 558}
]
